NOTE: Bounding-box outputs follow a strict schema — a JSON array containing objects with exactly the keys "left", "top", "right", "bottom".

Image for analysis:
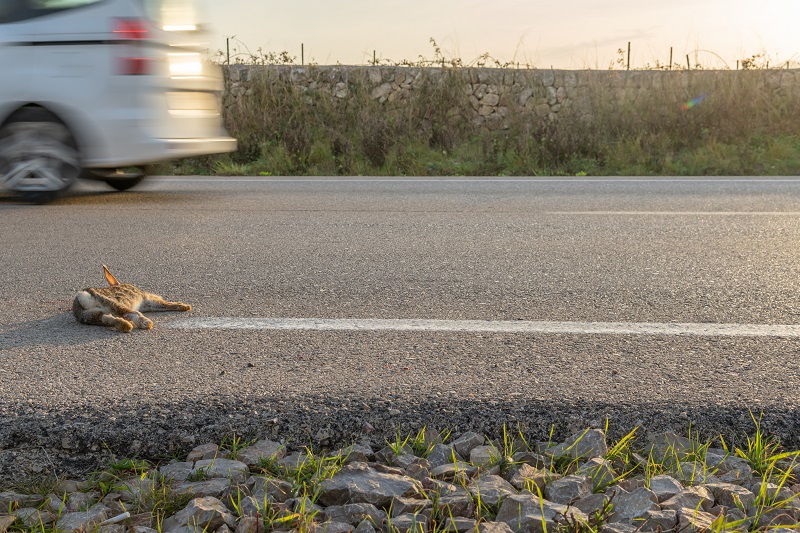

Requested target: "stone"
[
  {"left": 14, "top": 507, "right": 54, "bottom": 527},
  {"left": 495, "top": 493, "right": 586, "bottom": 533},
  {"left": 761, "top": 511, "right": 799, "bottom": 528},
  {"left": 430, "top": 462, "right": 477, "bottom": 483},
  {"left": 192, "top": 458, "right": 249, "bottom": 484},
  {"left": 548, "top": 429, "right": 608, "bottom": 460},
  {"left": 333, "top": 82, "right": 348, "bottom": 99},
  {"left": 235, "top": 515, "right": 264, "bottom": 533},
  {"left": 325, "top": 503, "right": 386, "bottom": 526},
  {"left": 248, "top": 476, "right": 294, "bottom": 503},
  {"left": 390, "top": 497, "right": 432, "bottom": 517},
  {"left": 648, "top": 474, "right": 683, "bottom": 502},
  {"left": 636, "top": 509, "right": 678, "bottom": 531},
  {"left": 338, "top": 444, "right": 374, "bottom": 464},
  {"left": 391, "top": 512, "right": 428, "bottom": 532},
  {"left": 0, "top": 515, "right": 16, "bottom": 533},
  {"left": 393, "top": 454, "right": 419, "bottom": 470},
  {"left": 160, "top": 462, "right": 195, "bottom": 483},
  {"left": 617, "top": 476, "right": 646, "bottom": 492},
  {"left": 661, "top": 486, "right": 714, "bottom": 512},
  {"left": 533, "top": 103, "right": 550, "bottom": 118},
  {"left": 470, "top": 445, "right": 502, "bottom": 466},
  {"left": 703, "top": 482, "right": 756, "bottom": 510},
  {"left": 470, "top": 523, "right": 515, "bottom": 533},
  {"left": 354, "top": 518, "right": 378, "bottom": 533},
  {"left": 444, "top": 517, "right": 477, "bottom": 532},
  {"left": 371, "top": 83, "right": 392, "bottom": 102},
  {"left": 509, "top": 463, "right": 554, "bottom": 491},
  {"left": 600, "top": 524, "right": 636, "bottom": 533},
  {"left": 467, "top": 475, "right": 517, "bottom": 509},
  {"left": 67, "top": 490, "right": 99, "bottom": 511},
  {"left": 482, "top": 93, "right": 500, "bottom": 106},
  {"left": 101, "top": 492, "right": 127, "bottom": 515},
  {"left": 0, "top": 492, "right": 45, "bottom": 508},
  {"left": 518, "top": 88, "right": 534, "bottom": 106},
  {"left": 646, "top": 432, "right": 694, "bottom": 461},
  {"left": 545, "top": 86, "right": 558, "bottom": 105},
  {"left": 750, "top": 481, "right": 795, "bottom": 503},
  {"left": 236, "top": 439, "right": 285, "bottom": 468},
  {"left": 577, "top": 458, "right": 617, "bottom": 491},
  {"left": 55, "top": 505, "right": 110, "bottom": 533},
  {"left": 511, "top": 452, "right": 548, "bottom": 469},
  {"left": 677, "top": 507, "right": 719, "bottom": 532},
  {"left": 435, "top": 495, "right": 475, "bottom": 518},
  {"left": 317, "top": 463, "right": 421, "bottom": 508},
  {"left": 316, "top": 521, "right": 357, "bottom": 533},
  {"left": 405, "top": 462, "right": 431, "bottom": 482},
  {"left": 277, "top": 451, "right": 310, "bottom": 470},
  {"left": 573, "top": 493, "right": 610, "bottom": 516},
  {"left": 670, "top": 461, "right": 719, "bottom": 485},
  {"left": 607, "top": 487, "right": 659, "bottom": 524},
  {"left": 237, "top": 496, "right": 267, "bottom": 518},
  {"left": 426, "top": 444, "right": 461, "bottom": 468},
  {"left": 543, "top": 474, "right": 590, "bottom": 505},
  {"left": 187, "top": 443, "right": 220, "bottom": 462},
  {"left": 161, "top": 497, "right": 236, "bottom": 533},
  {"left": 718, "top": 459, "right": 752, "bottom": 484},
  {"left": 174, "top": 477, "right": 232, "bottom": 499}
]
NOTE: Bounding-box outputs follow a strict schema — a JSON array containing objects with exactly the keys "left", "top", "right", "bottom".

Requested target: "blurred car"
[{"left": 0, "top": 0, "right": 236, "bottom": 202}]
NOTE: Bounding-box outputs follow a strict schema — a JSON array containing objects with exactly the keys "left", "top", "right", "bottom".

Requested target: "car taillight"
[{"left": 113, "top": 18, "right": 149, "bottom": 75}]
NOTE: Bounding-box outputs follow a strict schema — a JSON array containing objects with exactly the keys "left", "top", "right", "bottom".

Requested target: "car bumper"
[{"left": 82, "top": 135, "right": 237, "bottom": 168}]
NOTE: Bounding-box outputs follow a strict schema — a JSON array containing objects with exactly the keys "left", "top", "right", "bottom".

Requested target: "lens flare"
[{"left": 682, "top": 94, "right": 707, "bottom": 111}]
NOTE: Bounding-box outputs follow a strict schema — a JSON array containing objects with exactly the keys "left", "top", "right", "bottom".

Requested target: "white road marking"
[{"left": 167, "top": 317, "right": 800, "bottom": 337}]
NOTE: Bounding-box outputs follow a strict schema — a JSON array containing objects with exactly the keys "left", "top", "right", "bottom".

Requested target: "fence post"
[
  {"left": 226, "top": 37, "right": 230, "bottom": 65},
  {"left": 669, "top": 47, "right": 673, "bottom": 70},
  {"left": 627, "top": 42, "right": 631, "bottom": 70},
  {"left": 301, "top": 43, "right": 304, "bottom": 66}
]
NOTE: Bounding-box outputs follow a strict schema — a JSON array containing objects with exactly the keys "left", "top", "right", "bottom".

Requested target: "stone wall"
[{"left": 224, "top": 65, "right": 800, "bottom": 132}]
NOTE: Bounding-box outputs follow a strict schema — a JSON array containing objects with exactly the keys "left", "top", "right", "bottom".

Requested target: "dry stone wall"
[{"left": 224, "top": 65, "right": 800, "bottom": 132}]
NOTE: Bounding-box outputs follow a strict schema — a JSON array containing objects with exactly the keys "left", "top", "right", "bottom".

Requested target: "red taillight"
[{"left": 113, "top": 18, "right": 150, "bottom": 75}]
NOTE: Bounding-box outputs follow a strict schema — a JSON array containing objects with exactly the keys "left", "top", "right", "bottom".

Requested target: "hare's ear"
[{"left": 102, "top": 265, "right": 120, "bottom": 286}]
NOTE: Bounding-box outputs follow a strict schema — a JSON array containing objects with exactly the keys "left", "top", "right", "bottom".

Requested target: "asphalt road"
[{"left": 2, "top": 176, "right": 800, "bottom": 477}]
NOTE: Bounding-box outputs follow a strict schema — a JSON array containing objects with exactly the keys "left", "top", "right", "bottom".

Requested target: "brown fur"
[{"left": 72, "top": 265, "right": 191, "bottom": 332}]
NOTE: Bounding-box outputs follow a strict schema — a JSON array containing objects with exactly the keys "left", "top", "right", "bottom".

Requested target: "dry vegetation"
[{"left": 166, "top": 48, "right": 800, "bottom": 177}]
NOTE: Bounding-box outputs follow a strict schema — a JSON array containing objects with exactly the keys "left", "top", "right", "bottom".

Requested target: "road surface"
[{"left": 1, "top": 176, "right": 800, "bottom": 477}]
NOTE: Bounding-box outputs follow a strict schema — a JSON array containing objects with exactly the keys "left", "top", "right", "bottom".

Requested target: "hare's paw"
[
  {"left": 177, "top": 303, "right": 191, "bottom": 312},
  {"left": 124, "top": 312, "right": 153, "bottom": 330},
  {"left": 114, "top": 319, "right": 134, "bottom": 333}
]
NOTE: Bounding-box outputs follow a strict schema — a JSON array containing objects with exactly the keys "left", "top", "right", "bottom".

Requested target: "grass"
[
  {"left": 3, "top": 419, "right": 800, "bottom": 532},
  {"left": 157, "top": 46, "right": 800, "bottom": 179}
]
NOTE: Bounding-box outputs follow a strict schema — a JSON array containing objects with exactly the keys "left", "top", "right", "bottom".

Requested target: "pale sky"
[{"left": 199, "top": 0, "right": 799, "bottom": 69}]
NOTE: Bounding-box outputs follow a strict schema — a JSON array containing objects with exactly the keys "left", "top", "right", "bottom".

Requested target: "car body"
[{"left": 0, "top": 0, "right": 236, "bottom": 202}]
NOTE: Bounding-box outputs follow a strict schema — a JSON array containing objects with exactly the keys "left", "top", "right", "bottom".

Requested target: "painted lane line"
[{"left": 167, "top": 317, "right": 800, "bottom": 337}]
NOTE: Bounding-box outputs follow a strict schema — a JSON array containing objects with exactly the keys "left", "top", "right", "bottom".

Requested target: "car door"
[{"left": 0, "top": 0, "right": 35, "bottom": 121}]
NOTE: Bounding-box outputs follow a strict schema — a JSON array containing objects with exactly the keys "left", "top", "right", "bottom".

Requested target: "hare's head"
[{"left": 102, "top": 264, "right": 120, "bottom": 286}]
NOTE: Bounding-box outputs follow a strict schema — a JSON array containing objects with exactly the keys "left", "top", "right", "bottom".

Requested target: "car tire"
[{"left": 0, "top": 108, "right": 82, "bottom": 203}]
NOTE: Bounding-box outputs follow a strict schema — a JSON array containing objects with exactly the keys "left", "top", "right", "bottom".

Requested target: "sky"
[{"left": 199, "top": 0, "right": 799, "bottom": 69}]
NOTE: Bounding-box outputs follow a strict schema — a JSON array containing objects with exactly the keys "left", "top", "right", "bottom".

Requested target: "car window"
[{"left": 0, "top": 0, "right": 104, "bottom": 23}]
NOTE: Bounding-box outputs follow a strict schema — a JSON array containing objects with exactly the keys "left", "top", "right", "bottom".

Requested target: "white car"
[{"left": 0, "top": 0, "right": 236, "bottom": 202}]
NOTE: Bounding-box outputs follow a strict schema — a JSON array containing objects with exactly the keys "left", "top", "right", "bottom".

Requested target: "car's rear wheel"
[{"left": 0, "top": 108, "right": 82, "bottom": 203}]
